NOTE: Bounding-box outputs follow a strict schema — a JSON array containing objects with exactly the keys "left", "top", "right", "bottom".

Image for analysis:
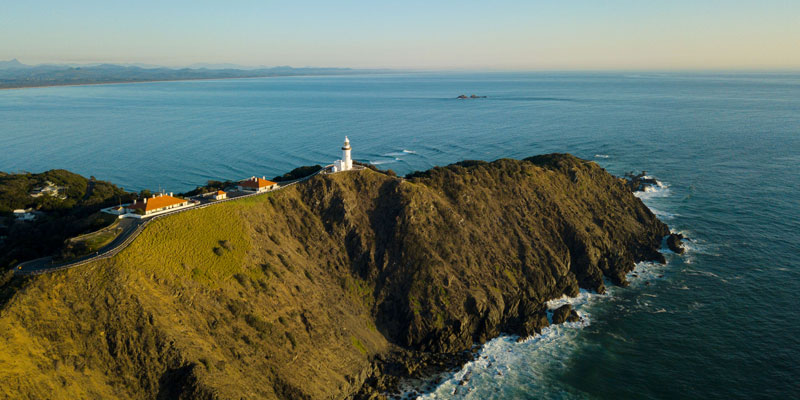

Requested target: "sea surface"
[{"left": 2, "top": 72, "right": 799, "bottom": 399}]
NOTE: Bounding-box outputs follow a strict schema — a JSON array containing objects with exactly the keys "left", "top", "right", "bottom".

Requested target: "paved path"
[{"left": 13, "top": 167, "right": 342, "bottom": 276}]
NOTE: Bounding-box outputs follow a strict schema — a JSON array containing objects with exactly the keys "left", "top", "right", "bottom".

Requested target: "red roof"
[
  {"left": 216, "top": 190, "right": 226, "bottom": 195},
  {"left": 129, "top": 194, "right": 187, "bottom": 213},
  {"left": 238, "top": 176, "right": 276, "bottom": 189}
]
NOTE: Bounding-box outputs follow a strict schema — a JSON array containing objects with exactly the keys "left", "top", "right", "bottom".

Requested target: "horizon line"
[{"left": 3, "top": 59, "right": 800, "bottom": 75}]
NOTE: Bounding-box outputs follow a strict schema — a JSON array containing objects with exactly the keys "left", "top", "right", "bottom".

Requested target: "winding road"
[{"left": 13, "top": 167, "right": 343, "bottom": 276}]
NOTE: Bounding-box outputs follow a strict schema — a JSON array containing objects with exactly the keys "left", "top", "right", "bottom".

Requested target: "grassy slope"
[
  {"left": 0, "top": 186, "right": 388, "bottom": 399},
  {"left": 0, "top": 155, "right": 668, "bottom": 399}
]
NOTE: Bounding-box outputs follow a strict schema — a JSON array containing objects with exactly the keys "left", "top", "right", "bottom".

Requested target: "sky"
[{"left": 1, "top": 0, "right": 799, "bottom": 70}]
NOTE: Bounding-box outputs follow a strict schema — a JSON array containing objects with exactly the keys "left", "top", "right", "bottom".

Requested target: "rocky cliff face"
[{"left": 0, "top": 154, "right": 668, "bottom": 399}]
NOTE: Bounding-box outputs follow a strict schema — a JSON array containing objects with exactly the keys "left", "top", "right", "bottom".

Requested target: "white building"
[
  {"left": 333, "top": 136, "right": 353, "bottom": 172},
  {"left": 128, "top": 193, "right": 191, "bottom": 216},
  {"left": 29, "top": 181, "right": 67, "bottom": 199},
  {"left": 237, "top": 176, "right": 277, "bottom": 193}
]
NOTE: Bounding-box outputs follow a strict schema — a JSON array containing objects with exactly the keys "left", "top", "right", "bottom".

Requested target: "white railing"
[{"left": 14, "top": 167, "right": 338, "bottom": 276}]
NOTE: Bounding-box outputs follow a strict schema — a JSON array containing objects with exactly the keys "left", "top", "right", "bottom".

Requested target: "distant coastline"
[
  {"left": 0, "top": 74, "right": 347, "bottom": 91},
  {"left": 0, "top": 60, "right": 380, "bottom": 90}
]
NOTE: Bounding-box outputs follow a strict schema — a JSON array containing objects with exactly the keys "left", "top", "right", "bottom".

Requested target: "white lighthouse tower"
[
  {"left": 342, "top": 136, "right": 352, "bottom": 170},
  {"left": 333, "top": 136, "right": 353, "bottom": 172}
]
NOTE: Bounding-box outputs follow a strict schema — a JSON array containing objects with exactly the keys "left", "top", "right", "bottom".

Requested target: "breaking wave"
[{"left": 410, "top": 177, "right": 679, "bottom": 399}]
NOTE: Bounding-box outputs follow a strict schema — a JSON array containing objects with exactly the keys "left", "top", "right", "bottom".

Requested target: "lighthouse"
[
  {"left": 342, "top": 136, "right": 352, "bottom": 170},
  {"left": 333, "top": 137, "right": 353, "bottom": 172}
]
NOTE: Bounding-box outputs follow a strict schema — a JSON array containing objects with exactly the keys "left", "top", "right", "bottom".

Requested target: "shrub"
[
  {"left": 285, "top": 332, "right": 297, "bottom": 349},
  {"left": 350, "top": 335, "right": 367, "bottom": 355},
  {"left": 244, "top": 313, "right": 273, "bottom": 335}
]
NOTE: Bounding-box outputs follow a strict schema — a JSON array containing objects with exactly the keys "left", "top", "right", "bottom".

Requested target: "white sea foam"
[
  {"left": 413, "top": 175, "right": 681, "bottom": 399},
  {"left": 594, "top": 154, "right": 610, "bottom": 159},
  {"left": 634, "top": 181, "right": 670, "bottom": 201},
  {"left": 370, "top": 159, "right": 397, "bottom": 165},
  {"left": 652, "top": 208, "right": 678, "bottom": 220},
  {"left": 384, "top": 149, "right": 418, "bottom": 157},
  {"left": 413, "top": 257, "right": 675, "bottom": 399}
]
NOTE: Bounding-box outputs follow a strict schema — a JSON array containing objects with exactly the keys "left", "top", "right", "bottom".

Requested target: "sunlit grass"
[{"left": 117, "top": 197, "right": 257, "bottom": 288}]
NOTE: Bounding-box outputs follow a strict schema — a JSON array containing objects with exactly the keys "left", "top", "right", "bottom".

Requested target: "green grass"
[
  {"left": 117, "top": 198, "right": 253, "bottom": 288},
  {"left": 84, "top": 231, "right": 117, "bottom": 251},
  {"left": 350, "top": 335, "right": 367, "bottom": 355},
  {"left": 60, "top": 219, "right": 122, "bottom": 260}
]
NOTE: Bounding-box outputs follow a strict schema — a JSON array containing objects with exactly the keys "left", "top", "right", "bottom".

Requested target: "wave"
[
  {"left": 369, "top": 158, "right": 401, "bottom": 166},
  {"left": 416, "top": 256, "right": 675, "bottom": 399},
  {"left": 594, "top": 154, "right": 610, "bottom": 159},
  {"left": 634, "top": 182, "right": 670, "bottom": 199},
  {"left": 415, "top": 175, "right": 682, "bottom": 399}
]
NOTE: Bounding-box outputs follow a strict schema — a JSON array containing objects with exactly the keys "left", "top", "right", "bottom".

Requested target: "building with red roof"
[
  {"left": 237, "top": 176, "right": 277, "bottom": 193},
  {"left": 128, "top": 193, "right": 190, "bottom": 215}
]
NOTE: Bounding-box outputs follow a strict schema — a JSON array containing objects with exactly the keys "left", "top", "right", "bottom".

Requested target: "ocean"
[{"left": 1, "top": 72, "right": 799, "bottom": 399}]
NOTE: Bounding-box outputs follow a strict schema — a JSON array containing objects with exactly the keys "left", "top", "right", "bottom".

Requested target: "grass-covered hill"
[
  {"left": 0, "top": 170, "right": 134, "bottom": 269},
  {"left": 0, "top": 154, "right": 668, "bottom": 399}
]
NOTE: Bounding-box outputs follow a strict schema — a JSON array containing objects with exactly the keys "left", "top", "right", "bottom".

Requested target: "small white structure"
[
  {"left": 107, "top": 205, "right": 127, "bottom": 215},
  {"left": 29, "top": 181, "right": 66, "bottom": 199},
  {"left": 13, "top": 208, "right": 37, "bottom": 221},
  {"left": 202, "top": 190, "right": 227, "bottom": 200},
  {"left": 332, "top": 136, "right": 353, "bottom": 172}
]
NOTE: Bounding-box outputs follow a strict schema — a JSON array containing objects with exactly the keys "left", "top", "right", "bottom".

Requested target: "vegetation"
[
  {"left": 59, "top": 217, "right": 120, "bottom": 260},
  {"left": 353, "top": 160, "right": 396, "bottom": 177},
  {"left": 180, "top": 179, "right": 234, "bottom": 197},
  {"left": 0, "top": 155, "right": 668, "bottom": 398},
  {"left": 271, "top": 165, "right": 322, "bottom": 182},
  {"left": 0, "top": 170, "right": 133, "bottom": 270}
]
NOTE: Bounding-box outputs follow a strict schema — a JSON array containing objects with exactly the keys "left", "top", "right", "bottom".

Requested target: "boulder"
[
  {"left": 667, "top": 233, "right": 686, "bottom": 254},
  {"left": 551, "top": 304, "right": 580, "bottom": 324}
]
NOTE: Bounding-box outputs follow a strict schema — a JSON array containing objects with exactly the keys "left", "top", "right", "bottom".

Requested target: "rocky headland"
[{"left": 0, "top": 154, "right": 669, "bottom": 399}]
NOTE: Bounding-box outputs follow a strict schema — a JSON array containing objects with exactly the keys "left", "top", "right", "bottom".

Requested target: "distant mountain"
[
  {"left": 188, "top": 62, "right": 266, "bottom": 70},
  {"left": 0, "top": 61, "right": 367, "bottom": 89},
  {"left": 0, "top": 58, "right": 27, "bottom": 69}
]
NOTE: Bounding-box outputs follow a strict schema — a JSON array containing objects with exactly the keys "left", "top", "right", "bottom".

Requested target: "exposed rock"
[
  {"left": 667, "top": 233, "right": 686, "bottom": 254},
  {"left": 624, "top": 171, "right": 660, "bottom": 192},
  {"left": 0, "top": 154, "right": 669, "bottom": 400},
  {"left": 551, "top": 304, "right": 580, "bottom": 324}
]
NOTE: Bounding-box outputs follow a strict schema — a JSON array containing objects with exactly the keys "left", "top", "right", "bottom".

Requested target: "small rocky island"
[
  {"left": 0, "top": 154, "right": 672, "bottom": 399},
  {"left": 457, "top": 94, "right": 487, "bottom": 99}
]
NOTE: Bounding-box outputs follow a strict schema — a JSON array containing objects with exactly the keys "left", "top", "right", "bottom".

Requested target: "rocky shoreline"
[
  {"left": 0, "top": 154, "right": 674, "bottom": 399},
  {"left": 354, "top": 159, "right": 673, "bottom": 399}
]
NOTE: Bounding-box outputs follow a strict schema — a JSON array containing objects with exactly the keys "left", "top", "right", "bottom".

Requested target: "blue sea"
[{"left": 1, "top": 72, "right": 799, "bottom": 398}]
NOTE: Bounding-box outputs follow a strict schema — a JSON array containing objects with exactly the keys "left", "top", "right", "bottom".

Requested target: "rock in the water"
[
  {"left": 567, "top": 309, "right": 580, "bottom": 323},
  {"left": 456, "top": 94, "right": 487, "bottom": 99},
  {"left": 624, "top": 171, "right": 660, "bottom": 192},
  {"left": 552, "top": 304, "right": 576, "bottom": 324},
  {"left": 667, "top": 233, "right": 686, "bottom": 254}
]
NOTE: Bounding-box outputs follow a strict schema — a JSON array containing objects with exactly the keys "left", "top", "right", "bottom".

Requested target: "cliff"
[{"left": 0, "top": 154, "right": 668, "bottom": 399}]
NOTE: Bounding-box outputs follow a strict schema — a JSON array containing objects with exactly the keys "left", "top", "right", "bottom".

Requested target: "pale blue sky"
[{"left": 1, "top": 0, "right": 798, "bottom": 69}]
